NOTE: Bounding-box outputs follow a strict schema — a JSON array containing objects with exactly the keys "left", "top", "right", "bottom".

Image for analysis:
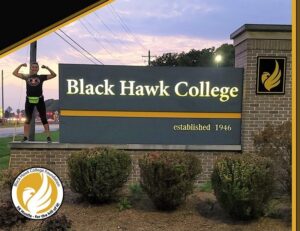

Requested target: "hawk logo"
[
  {"left": 261, "top": 60, "right": 281, "bottom": 91},
  {"left": 11, "top": 168, "right": 63, "bottom": 220},
  {"left": 256, "top": 57, "right": 286, "bottom": 94}
]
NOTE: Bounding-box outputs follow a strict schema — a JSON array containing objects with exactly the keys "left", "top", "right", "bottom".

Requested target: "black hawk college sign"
[{"left": 59, "top": 64, "right": 244, "bottom": 150}]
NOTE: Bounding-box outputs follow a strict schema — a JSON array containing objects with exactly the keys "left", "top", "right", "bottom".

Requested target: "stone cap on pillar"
[{"left": 230, "top": 24, "right": 291, "bottom": 46}]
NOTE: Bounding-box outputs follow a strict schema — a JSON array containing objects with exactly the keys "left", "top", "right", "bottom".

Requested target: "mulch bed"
[{"left": 0, "top": 186, "right": 291, "bottom": 231}]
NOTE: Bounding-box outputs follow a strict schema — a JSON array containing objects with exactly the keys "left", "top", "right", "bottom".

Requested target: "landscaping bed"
[{"left": 0, "top": 186, "right": 291, "bottom": 231}]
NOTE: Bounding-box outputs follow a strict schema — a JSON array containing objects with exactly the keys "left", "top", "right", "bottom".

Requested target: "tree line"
[{"left": 151, "top": 43, "right": 234, "bottom": 67}]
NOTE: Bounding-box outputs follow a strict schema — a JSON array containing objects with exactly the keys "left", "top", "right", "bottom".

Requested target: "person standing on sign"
[{"left": 12, "top": 62, "right": 57, "bottom": 143}]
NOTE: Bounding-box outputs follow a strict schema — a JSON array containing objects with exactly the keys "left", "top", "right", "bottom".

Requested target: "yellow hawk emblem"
[{"left": 261, "top": 60, "right": 281, "bottom": 91}]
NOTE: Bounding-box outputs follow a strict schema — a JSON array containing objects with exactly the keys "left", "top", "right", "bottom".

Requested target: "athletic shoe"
[
  {"left": 47, "top": 137, "right": 52, "bottom": 143},
  {"left": 21, "top": 136, "right": 28, "bottom": 142}
]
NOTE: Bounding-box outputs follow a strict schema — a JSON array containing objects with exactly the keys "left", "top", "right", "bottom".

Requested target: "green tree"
[
  {"left": 177, "top": 48, "right": 215, "bottom": 66},
  {"left": 151, "top": 43, "right": 234, "bottom": 67},
  {"left": 4, "top": 106, "right": 12, "bottom": 118},
  {"left": 151, "top": 53, "right": 179, "bottom": 66},
  {"left": 45, "top": 99, "right": 59, "bottom": 112}
]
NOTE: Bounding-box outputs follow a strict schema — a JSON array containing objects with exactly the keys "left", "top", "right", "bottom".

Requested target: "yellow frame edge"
[{"left": 292, "top": 0, "right": 296, "bottom": 230}]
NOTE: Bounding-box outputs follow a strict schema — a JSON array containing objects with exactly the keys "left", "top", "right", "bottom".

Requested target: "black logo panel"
[{"left": 256, "top": 57, "right": 286, "bottom": 94}]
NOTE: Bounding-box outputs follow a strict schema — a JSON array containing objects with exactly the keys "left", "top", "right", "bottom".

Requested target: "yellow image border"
[
  {"left": 0, "top": 0, "right": 297, "bottom": 229},
  {"left": 292, "top": 0, "right": 297, "bottom": 230}
]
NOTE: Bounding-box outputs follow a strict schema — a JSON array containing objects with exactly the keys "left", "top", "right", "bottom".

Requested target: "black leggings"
[{"left": 25, "top": 96, "right": 48, "bottom": 125}]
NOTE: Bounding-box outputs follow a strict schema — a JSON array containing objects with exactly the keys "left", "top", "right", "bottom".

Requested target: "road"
[{"left": 0, "top": 124, "right": 59, "bottom": 138}]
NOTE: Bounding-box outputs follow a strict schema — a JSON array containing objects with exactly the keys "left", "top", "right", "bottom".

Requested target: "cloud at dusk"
[{"left": 0, "top": 0, "right": 291, "bottom": 111}]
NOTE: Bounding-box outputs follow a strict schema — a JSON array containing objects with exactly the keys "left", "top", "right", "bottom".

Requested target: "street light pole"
[
  {"left": 29, "top": 41, "right": 37, "bottom": 141},
  {"left": 142, "top": 50, "right": 157, "bottom": 66},
  {"left": 1, "top": 70, "right": 4, "bottom": 123}
]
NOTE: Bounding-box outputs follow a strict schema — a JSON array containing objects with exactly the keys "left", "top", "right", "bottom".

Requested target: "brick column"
[{"left": 230, "top": 24, "right": 292, "bottom": 153}]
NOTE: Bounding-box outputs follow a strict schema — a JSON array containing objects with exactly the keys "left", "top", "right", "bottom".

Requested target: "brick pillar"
[{"left": 230, "top": 24, "right": 292, "bottom": 153}]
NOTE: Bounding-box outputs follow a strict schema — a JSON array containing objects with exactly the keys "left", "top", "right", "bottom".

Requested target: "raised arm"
[
  {"left": 41, "top": 65, "right": 57, "bottom": 80},
  {"left": 12, "top": 63, "right": 27, "bottom": 79}
]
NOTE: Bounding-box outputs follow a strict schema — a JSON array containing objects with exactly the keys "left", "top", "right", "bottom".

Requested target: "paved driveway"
[{"left": 0, "top": 124, "right": 59, "bottom": 137}]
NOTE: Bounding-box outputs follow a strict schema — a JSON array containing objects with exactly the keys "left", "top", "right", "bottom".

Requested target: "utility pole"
[
  {"left": 142, "top": 50, "right": 157, "bottom": 66},
  {"left": 29, "top": 41, "right": 37, "bottom": 141},
  {"left": 1, "top": 70, "right": 4, "bottom": 124}
]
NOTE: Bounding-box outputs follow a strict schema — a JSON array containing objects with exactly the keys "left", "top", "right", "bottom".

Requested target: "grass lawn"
[
  {"left": 0, "top": 130, "right": 59, "bottom": 170},
  {"left": 198, "top": 181, "right": 213, "bottom": 192}
]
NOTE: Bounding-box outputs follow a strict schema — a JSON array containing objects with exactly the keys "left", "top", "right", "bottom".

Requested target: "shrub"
[
  {"left": 211, "top": 154, "right": 275, "bottom": 220},
  {"left": 264, "top": 196, "right": 291, "bottom": 222},
  {"left": 0, "top": 200, "right": 27, "bottom": 228},
  {"left": 68, "top": 147, "right": 132, "bottom": 203},
  {"left": 117, "top": 197, "right": 132, "bottom": 211},
  {"left": 0, "top": 168, "right": 23, "bottom": 189},
  {"left": 254, "top": 121, "right": 291, "bottom": 195},
  {"left": 40, "top": 214, "right": 72, "bottom": 231},
  {"left": 129, "top": 183, "right": 143, "bottom": 202},
  {"left": 139, "top": 152, "right": 202, "bottom": 210}
]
